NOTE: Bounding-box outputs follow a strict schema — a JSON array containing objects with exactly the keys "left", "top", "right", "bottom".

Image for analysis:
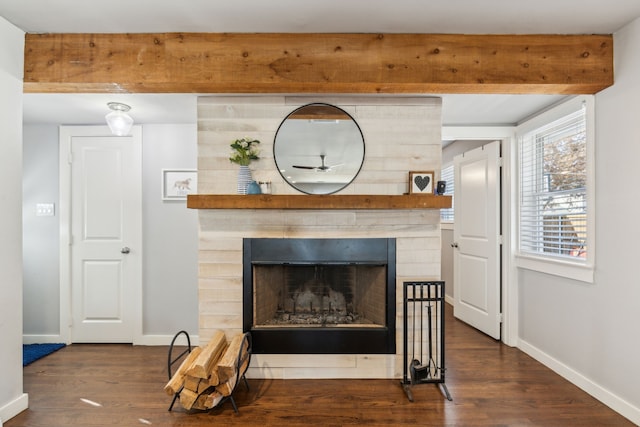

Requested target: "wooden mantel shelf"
[{"left": 187, "top": 194, "right": 452, "bottom": 210}]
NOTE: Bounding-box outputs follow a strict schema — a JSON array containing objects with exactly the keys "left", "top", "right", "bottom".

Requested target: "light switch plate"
[{"left": 36, "top": 203, "right": 55, "bottom": 217}]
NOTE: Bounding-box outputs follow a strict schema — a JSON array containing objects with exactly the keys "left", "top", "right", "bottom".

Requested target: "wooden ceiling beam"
[{"left": 23, "top": 33, "right": 613, "bottom": 94}]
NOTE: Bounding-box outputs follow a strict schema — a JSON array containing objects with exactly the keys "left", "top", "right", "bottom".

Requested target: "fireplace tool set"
[{"left": 401, "top": 281, "right": 452, "bottom": 402}]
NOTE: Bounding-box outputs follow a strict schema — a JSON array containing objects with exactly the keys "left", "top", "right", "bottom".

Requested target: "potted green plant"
[{"left": 229, "top": 137, "right": 260, "bottom": 194}]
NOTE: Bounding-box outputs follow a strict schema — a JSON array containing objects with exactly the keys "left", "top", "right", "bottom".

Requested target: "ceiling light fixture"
[{"left": 105, "top": 102, "right": 134, "bottom": 136}]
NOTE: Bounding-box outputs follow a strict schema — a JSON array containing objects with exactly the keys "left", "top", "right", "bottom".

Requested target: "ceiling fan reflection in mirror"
[{"left": 292, "top": 154, "right": 343, "bottom": 172}]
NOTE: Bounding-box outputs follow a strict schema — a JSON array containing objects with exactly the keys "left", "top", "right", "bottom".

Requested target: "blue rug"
[{"left": 23, "top": 343, "right": 66, "bottom": 366}]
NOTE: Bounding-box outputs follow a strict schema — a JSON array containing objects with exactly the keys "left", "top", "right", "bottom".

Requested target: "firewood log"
[
  {"left": 204, "top": 370, "right": 221, "bottom": 387},
  {"left": 179, "top": 388, "right": 200, "bottom": 410},
  {"left": 197, "top": 378, "right": 212, "bottom": 394},
  {"left": 186, "top": 330, "right": 227, "bottom": 379},
  {"left": 191, "top": 393, "right": 210, "bottom": 411},
  {"left": 184, "top": 370, "right": 222, "bottom": 392},
  {"left": 215, "top": 372, "right": 238, "bottom": 397},
  {"left": 163, "top": 346, "right": 202, "bottom": 396},
  {"left": 216, "top": 333, "right": 248, "bottom": 383},
  {"left": 190, "top": 387, "right": 218, "bottom": 410},
  {"left": 183, "top": 375, "right": 208, "bottom": 393},
  {"left": 204, "top": 391, "right": 225, "bottom": 409}
]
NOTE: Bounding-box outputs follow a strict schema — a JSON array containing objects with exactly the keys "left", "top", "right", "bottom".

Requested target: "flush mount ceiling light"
[{"left": 105, "top": 102, "right": 134, "bottom": 136}]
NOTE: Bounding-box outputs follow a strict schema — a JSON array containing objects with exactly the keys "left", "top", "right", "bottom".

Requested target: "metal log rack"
[
  {"left": 401, "top": 281, "right": 452, "bottom": 402},
  {"left": 167, "top": 330, "right": 192, "bottom": 411}
]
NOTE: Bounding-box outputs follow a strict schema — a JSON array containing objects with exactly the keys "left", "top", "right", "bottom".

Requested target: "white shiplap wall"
[{"left": 197, "top": 96, "right": 442, "bottom": 379}]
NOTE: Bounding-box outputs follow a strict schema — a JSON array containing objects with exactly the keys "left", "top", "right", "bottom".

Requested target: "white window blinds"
[
  {"left": 440, "top": 165, "right": 454, "bottom": 222},
  {"left": 519, "top": 106, "right": 587, "bottom": 260}
]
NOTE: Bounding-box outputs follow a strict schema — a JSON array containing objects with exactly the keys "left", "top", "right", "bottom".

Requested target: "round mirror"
[{"left": 274, "top": 103, "right": 365, "bottom": 194}]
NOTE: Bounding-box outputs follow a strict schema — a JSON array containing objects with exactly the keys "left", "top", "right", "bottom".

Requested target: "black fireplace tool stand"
[{"left": 401, "top": 281, "right": 452, "bottom": 402}]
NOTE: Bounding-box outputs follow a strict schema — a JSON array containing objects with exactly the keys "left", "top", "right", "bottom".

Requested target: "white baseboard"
[
  {"left": 0, "top": 393, "right": 28, "bottom": 424},
  {"left": 136, "top": 334, "right": 199, "bottom": 347},
  {"left": 519, "top": 339, "right": 640, "bottom": 426},
  {"left": 24, "top": 334, "right": 199, "bottom": 346},
  {"left": 22, "top": 334, "right": 64, "bottom": 344},
  {"left": 444, "top": 294, "right": 454, "bottom": 306}
]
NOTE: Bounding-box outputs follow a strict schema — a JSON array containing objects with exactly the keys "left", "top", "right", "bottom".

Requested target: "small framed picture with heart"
[{"left": 409, "top": 171, "right": 434, "bottom": 194}]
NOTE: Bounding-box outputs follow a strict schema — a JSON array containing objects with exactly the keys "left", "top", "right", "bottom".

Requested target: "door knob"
[{"left": 121, "top": 247, "right": 131, "bottom": 254}]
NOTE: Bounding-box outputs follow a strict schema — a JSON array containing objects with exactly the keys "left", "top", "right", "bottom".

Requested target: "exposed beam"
[{"left": 23, "top": 33, "right": 613, "bottom": 94}]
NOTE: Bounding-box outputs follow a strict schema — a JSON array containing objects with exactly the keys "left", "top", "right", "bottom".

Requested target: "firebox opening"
[
  {"left": 243, "top": 238, "right": 396, "bottom": 354},
  {"left": 253, "top": 264, "right": 387, "bottom": 328}
]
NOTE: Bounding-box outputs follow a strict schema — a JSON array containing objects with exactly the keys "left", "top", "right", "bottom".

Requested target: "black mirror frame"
[{"left": 273, "top": 103, "right": 365, "bottom": 195}]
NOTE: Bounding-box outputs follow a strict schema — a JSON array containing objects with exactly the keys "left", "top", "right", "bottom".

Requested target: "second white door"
[{"left": 453, "top": 141, "right": 501, "bottom": 340}]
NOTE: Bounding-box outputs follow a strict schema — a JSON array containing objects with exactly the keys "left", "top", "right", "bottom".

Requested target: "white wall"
[
  {"left": 22, "top": 125, "right": 60, "bottom": 337},
  {"left": 0, "top": 16, "right": 28, "bottom": 424},
  {"left": 517, "top": 17, "right": 640, "bottom": 424},
  {"left": 21, "top": 123, "right": 199, "bottom": 344},
  {"left": 141, "top": 124, "right": 199, "bottom": 341}
]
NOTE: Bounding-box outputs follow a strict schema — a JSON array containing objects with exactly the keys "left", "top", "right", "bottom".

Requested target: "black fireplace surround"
[{"left": 243, "top": 238, "right": 396, "bottom": 354}]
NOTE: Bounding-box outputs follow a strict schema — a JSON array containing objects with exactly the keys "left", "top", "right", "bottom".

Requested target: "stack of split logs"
[{"left": 164, "top": 330, "right": 249, "bottom": 411}]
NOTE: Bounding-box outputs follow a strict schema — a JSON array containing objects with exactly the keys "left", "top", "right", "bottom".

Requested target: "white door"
[
  {"left": 60, "top": 126, "right": 142, "bottom": 343},
  {"left": 453, "top": 141, "right": 501, "bottom": 339}
]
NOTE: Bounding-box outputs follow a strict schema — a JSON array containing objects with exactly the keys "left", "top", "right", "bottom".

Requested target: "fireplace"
[{"left": 243, "top": 238, "right": 396, "bottom": 354}]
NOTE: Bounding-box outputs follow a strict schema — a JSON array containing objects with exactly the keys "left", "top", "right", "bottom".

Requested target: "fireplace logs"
[{"left": 164, "top": 331, "right": 250, "bottom": 411}]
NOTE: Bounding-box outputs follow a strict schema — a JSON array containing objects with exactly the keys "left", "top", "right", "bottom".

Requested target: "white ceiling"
[
  {"left": 5, "top": 0, "right": 639, "bottom": 127},
  {"left": 4, "top": 0, "right": 640, "bottom": 35},
  {"left": 21, "top": 93, "right": 568, "bottom": 127}
]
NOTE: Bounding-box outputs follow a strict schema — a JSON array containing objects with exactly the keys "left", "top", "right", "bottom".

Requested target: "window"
[
  {"left": 440, "top": 164, "right": 454, "bottom": 222},
  {"left": 517, "top": 96, "right": 594, "bottom": 281}
]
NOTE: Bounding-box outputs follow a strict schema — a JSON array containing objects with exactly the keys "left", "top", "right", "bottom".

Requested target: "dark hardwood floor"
[{"left": 7, "top": 305, "right": 633, "bottom": 427}]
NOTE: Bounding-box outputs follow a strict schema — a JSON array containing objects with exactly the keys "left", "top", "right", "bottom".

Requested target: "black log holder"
[{"left": 401, "top": 281, "right": 452, "bottom": 402}]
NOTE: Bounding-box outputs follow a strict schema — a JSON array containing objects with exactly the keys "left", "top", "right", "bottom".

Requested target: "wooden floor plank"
[{"left": 7, "top": 304, "right": 633, "bottom": 426}]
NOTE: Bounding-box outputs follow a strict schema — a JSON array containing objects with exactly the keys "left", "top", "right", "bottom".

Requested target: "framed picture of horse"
[{"left": 162, "top": 169, "right": 197, "bottom": 200}]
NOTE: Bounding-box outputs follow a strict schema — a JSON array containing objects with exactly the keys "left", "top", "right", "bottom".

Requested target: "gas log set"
[{"left": 261, "top": 279, "right": 367, "bottom": 326}]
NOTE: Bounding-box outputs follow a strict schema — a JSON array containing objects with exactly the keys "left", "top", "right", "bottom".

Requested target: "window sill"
[{"left": 515, "top": 254, "right": 594, "bottom": 283}]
